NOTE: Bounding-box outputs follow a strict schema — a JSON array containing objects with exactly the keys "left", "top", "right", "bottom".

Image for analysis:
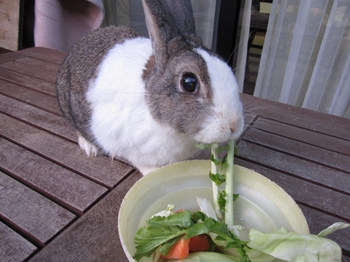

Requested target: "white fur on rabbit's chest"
[{"left": 86, "top": 37, "right": 197, "bottom": 170}]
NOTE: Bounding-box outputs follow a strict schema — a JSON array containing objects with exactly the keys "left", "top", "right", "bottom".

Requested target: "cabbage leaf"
[{"left": 247, "top": 226, "right": 349, "bottom": 262}]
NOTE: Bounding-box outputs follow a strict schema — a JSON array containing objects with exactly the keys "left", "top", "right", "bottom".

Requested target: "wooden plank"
[
  {"left": 29, "top": 171, "right": 142, "bottom": 262},
  {"left": 0, "top": 137, "right": 108, "bottom": 215},
  {"left": 0, "top": 171, "right": 75, "bottom": 246},
  {"left": 0, "top": 79, "right": 60, "bottom": 115},
  {"left": 0, "top": 68, "right": 56, "bottom": 96},
  {"left": 241, "top": 93, "right": 350, "bottom": 141},
  {"left": 0, "top": 113, "right": 134, "bottom": 188},
  {"left": 236, "top": 140, "right": 350, "bottom": 195},
  {"left": 1, "top": 61, "right": 58, "bottom": 83},
  {"left": 251, "top": 117, "right": 350, "bottom": 156},
  {"left": 241, "top": 124, "right": 350, "bottom": 172},
  {"left": 0, "top": 51, "right": 25, "bottom": 65},
  {"left": 0, "top": 222, "right": 37, "bottom": 262},
  {"left": 235, "top": 158, "right": 350, "bottom": 221},
  {"left": 16, "top": 56, "right": 61, "bottom": 73},
  {"left": 18, "top": 47, "right": 67, "bottom": 64},
  {"left": 0, "top": 94, "right": 76, "bottom": 142}
]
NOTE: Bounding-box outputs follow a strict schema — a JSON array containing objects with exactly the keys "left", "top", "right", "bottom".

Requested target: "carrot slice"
[
  {"left": 162, "top": 236, "right": 190, "bottom": 260},
  {"left": 189, "top": 235, "right": 210, "bottom": 252}
]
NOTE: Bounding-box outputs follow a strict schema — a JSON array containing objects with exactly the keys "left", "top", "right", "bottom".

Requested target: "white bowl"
[{"left": 118, "top": 160, "right": 309, "bottom": 262}]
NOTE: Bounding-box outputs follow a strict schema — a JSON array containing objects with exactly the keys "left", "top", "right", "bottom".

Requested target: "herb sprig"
[{"left": 133, "top": 211, "right": 249, "bottom": 261}]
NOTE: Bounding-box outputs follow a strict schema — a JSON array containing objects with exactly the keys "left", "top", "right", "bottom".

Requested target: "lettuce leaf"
[
  {"left": 317, "top": 222, "right": 350, "bottom": 237},
  {"left": 248, "top": 227, "right": 345, "bottom": 262}
]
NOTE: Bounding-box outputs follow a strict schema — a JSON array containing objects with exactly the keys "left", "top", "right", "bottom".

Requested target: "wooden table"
[{"left": 0, "top": 47, "right": 349, "bottom": 262}]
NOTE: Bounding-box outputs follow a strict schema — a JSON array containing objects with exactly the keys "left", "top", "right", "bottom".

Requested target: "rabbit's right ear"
[
  {"left": 165, "top": 0, "right": 202, "bottom": 46},
  {"left": 165, "top": 0, "right": 195, "bottom": 36},
  {"left": 142, "top": 0, "right": 179, "bottom": 73}
]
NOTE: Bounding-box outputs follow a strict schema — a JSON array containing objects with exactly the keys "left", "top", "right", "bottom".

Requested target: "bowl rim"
[{"left": 118, "top": 160, "right": 309, "bottom": 261}]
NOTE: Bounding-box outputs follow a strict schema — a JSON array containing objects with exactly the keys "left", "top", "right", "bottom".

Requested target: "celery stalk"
[
  {"left": 211, "top": 143, "right": 222, "bottom": 219},
  {"left": 225, "top": 139, "right": 235, "bottom": 227}
]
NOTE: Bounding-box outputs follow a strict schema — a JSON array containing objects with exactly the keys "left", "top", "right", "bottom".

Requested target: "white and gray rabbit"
[{"left": 56, "top": 0, "right": 244, "bottom": 175}]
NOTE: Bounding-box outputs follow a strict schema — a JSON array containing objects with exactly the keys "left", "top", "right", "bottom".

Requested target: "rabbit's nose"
[
  {"left": 229, "top": 119, "right": 239, "bottom": 133},
  {"left": 230, "top": 124, "right": 236, "bottom": 133},
  {"left": 229, "top": 117, "right": 244, "bottom": 139}
]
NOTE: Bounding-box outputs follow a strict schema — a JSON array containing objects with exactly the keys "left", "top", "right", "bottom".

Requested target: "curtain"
[
  {"left": 254, "top": 0, "right": 350, "bottom": 118},
  {"left": 235, "top": 0, "right": 252, "bottom": 92},
  {"left": 190, "top": 0, "right": 217, "bottom": 49}
]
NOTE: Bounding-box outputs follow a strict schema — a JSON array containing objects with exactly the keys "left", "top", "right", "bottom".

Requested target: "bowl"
[{"left": 118, "top": 160, "right": 309, "bottom": 261}]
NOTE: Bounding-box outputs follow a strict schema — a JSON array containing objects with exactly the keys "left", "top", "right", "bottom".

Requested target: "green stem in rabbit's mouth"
[{"left": 224, "top": 139, "right": 236, "bottom": 227}]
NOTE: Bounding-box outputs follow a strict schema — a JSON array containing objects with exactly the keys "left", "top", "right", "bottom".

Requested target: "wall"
[{"left": 0, "top": 0, "right": 20, "bottom": 51}]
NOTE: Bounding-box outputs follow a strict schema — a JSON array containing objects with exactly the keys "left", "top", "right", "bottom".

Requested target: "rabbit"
[{"left": 56, "top": 0, "right": 244, "bottom": 175}]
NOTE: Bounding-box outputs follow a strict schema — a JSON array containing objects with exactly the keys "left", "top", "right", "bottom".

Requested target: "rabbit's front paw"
[{"left": 78, "top": 134, "right": 98, "bottom": 157}]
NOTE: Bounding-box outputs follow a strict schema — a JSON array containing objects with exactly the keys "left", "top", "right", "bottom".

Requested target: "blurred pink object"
[{"left": 35, "top": 0, "right": 104, "bottom": 51}]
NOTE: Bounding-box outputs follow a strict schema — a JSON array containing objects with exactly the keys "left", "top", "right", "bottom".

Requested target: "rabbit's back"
[{"left": 56, "top": 26, "right": 139, "bottom": 144}]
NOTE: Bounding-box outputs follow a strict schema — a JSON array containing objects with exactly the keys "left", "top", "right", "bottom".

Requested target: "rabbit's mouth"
[{"left": 192, "top": 111, "right": 244, "bottom": 144}]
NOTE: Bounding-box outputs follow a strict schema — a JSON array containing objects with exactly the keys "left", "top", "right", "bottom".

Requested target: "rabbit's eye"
[{"left": 181, "top": 73, "right": 199, "bottom": 93}]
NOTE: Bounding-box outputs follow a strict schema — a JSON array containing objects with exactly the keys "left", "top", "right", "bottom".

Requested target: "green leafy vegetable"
[
  {"left": 232, "top": 194, "right": 239, "bottom": 202},
  {"left": 317, "top": 222, "right": 350, "bottom": 237},
  {"left": 210, "top": 152, "right": 224, "bottom": 167},
  {"left": 248, "top": 227, "right": 347, "bottom": 262},
  {"left": 134, "top": 224, "right": 187, "bottom": 260},
  {"left": 148, "top": 211, "right": 193, "bottom": 228},
  {"left": 209, "top": 172, "right": 226, "bottom": 186},
  {"left": 133, "top": 210, "right": 249, "bottom": 262},
  {"left": 134, "top": 211, "right": 194, "bottom": 260},
  {"left": 218, "top": 191, "right": 227, "bottom": 212}
]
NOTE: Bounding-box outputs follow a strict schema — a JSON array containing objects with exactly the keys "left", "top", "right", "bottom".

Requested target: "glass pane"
[
  {"left": 238, "top": 0, "right": 350, "bottom": 118},
  {"left": 101, "top": 0, "right": 219, "bottom": 49}
]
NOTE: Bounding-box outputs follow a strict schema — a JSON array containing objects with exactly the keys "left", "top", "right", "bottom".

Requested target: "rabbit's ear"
[
  {"left": 165, "top": 0, "right": 195, "bottom": 36},
  {"left": 142, "top": 0, "right": 179, "bottom": 71},
  {"left": 165, "top": 0, "right": 202, "bottom": 46}
]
